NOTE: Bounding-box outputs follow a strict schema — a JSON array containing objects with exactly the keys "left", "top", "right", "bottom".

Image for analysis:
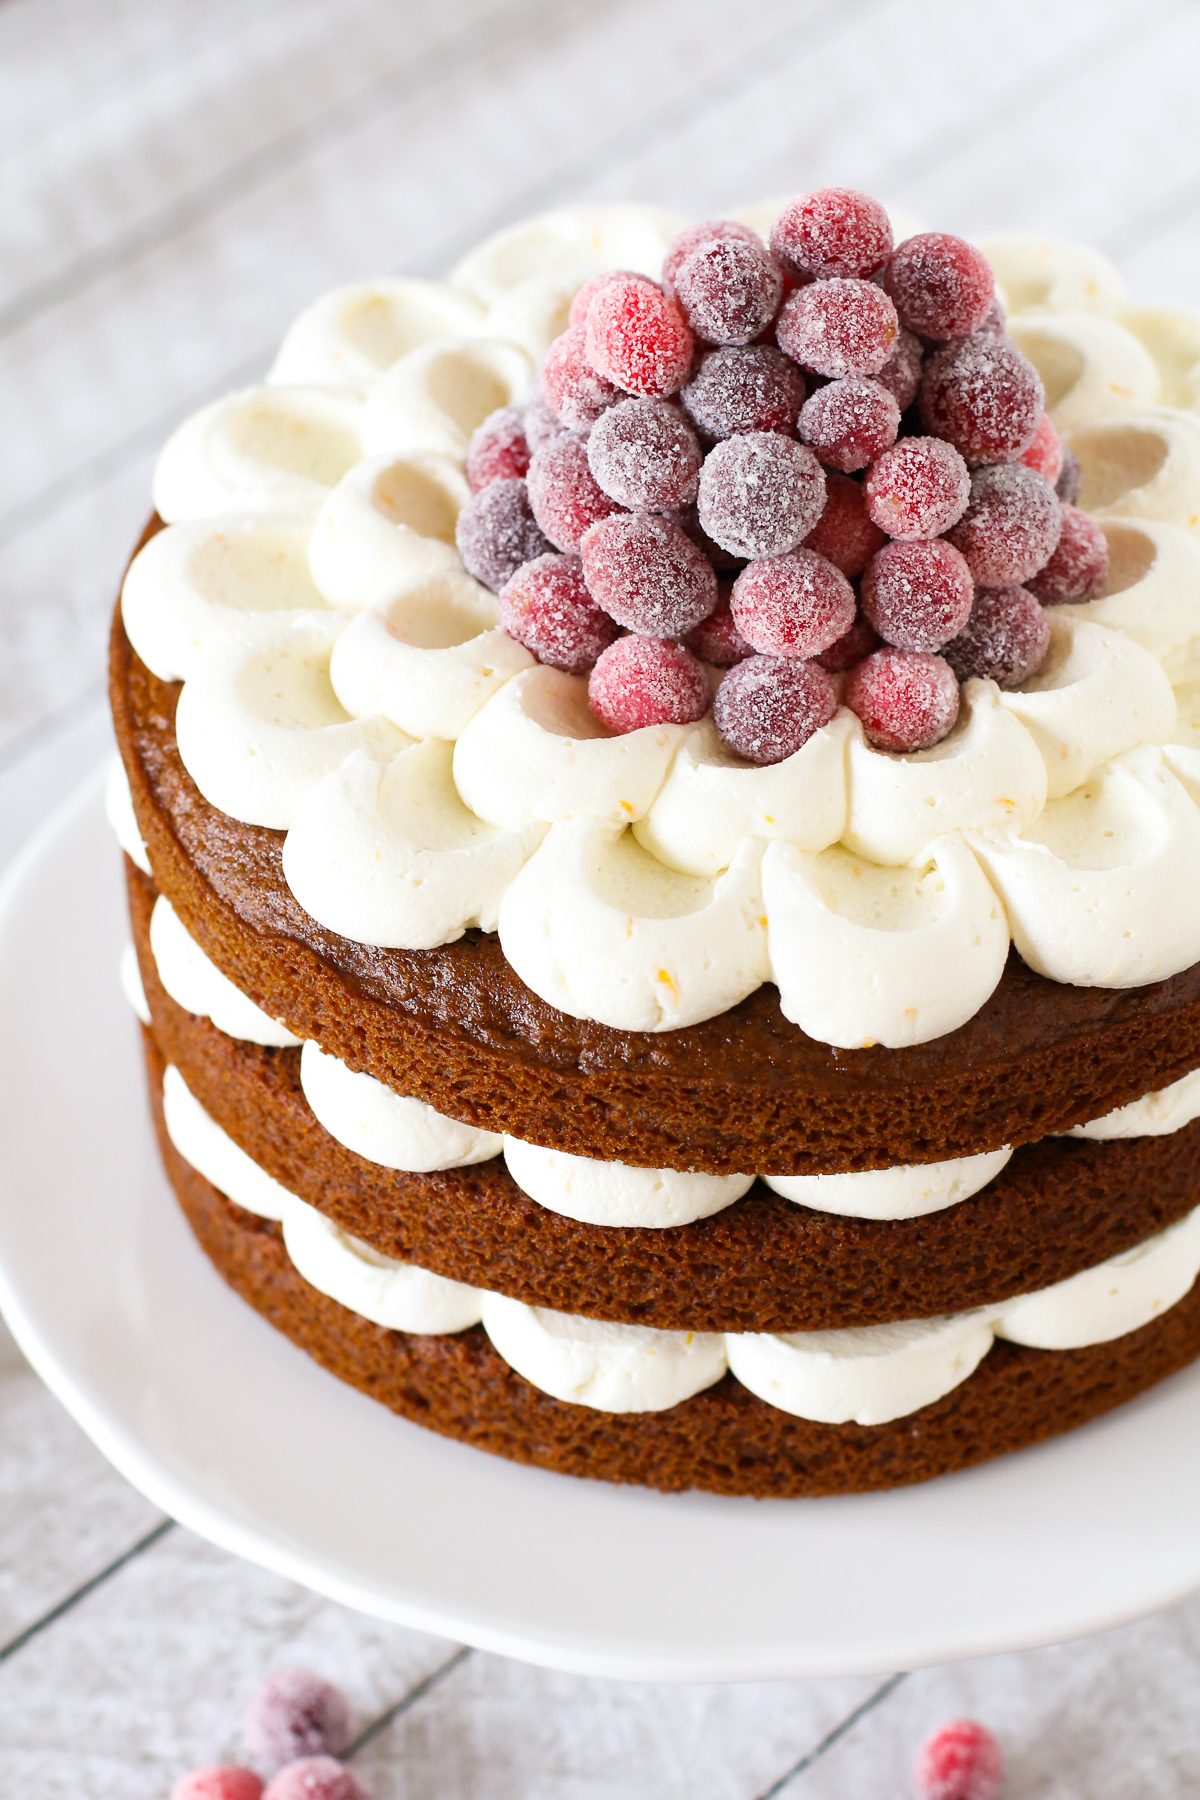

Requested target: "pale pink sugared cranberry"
[
  {"left": 713, "top": 654, "right": 838, "bottom": 764},
  {"left": 920, "top": 334, "right": 1044, "bottom": 465},
  {"left": 873, "top": 329, "right": 924, "bottom": 411},
  {"left": 261, "top": 1759, "right": 370, "bottom": 1800},
  {"left": 541, "top": 324, "right": 623, "bottom": 429},
  {"left": 944, "top": 584, "right": 1051, "bottom": 688},
  {"left": 585, "top": 275, "right": 693, "bottom": 398},
  {"left": 861, "top": 538, "right": 974, "bottom": 652},
  {"left": 455, "top": 478, "right": 551, "bottom": 591},
  {"left": 1026, "top": 502, "right": 1109, "bottom": 603},
  {"left": 798, "top": 375, "right": 900, "bottom": 473},
  {"left": 681, "top": 344, "right": 806, "bottom": 440},
  {"left": 731, "top": 550, "right": 855, "bottom": 659},
  {"left": 865, "top": 437, "right": 970, "bottom": 540},
  {"left": 587, "top": 397, "right": 702, "bottom": 511},
  {"left": 588, "top": 636, "right": 709, "bottom": 733},
  {"left": 580, "top": 512, "right": 717, "bottom": 637},
  {"left": 526, "top": 434, "right": 623, "bottom": 552},
  {"left": 882, "top": 232, "right": 995, "bottom": 340},
  {"left": 498, "top": 553, "right": 618, "bottom": 672},
  {"left": 661, "top": 219, "right": 764, "bottom": 295},
  {"left": 912, "top": 1719, "right": 1003, "bottom": 1800},
  {"left": 801, "top": 471, "right": 887, "bottom": 577},
  {"left": 466, "top": 406, "right": 530, "bottom": 491},
  {"left": 1020, "top": 409, "right": 1064, "bottom": 485},
  {"left": 945, "top": 463, "right": 1062, "bottom": 586},
  {"left": 1056, "top": 447, "right": 1082, "bottom": 504},
  {"left": 776, "top": 277, "right": 899, "bottom": 379},
  {"left": 171, "top": 1770, "right": 264, "bottom": 1800},
  {"left": 245, "top": 1669, "right": 352, "bottom": 1770},
  {"left": 674, "top": 237, "right": 783, "bottom": 347},
  {"left": 697, "top": 433, "right": 826, "bottom": 558},
  {"left": 523, "top": 394, "right": 569, "bottom": 453},
  {"left": 845, "top": 648, "right": 960, "bottom": 751},
  {"left": 769, "top": 188, "right": 893, "bottom": 281}
]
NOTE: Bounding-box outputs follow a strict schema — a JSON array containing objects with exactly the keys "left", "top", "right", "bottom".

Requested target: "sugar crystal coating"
[
  {"left": 466, "top": 406, "right": 530, "bottom": 491},
  {"left": 769, "top": 188, "right": 893, "bottom": 281},
  {"left": 455, "top": 478, "right": 551, "bottom": 590},
  {"left": 541, "top": 324, "right": 623, "bottom": 429},
  {"left": 523, "top": 394, "right": 569, "bottom": 453},
  {"left": 245, "top": 1669, "right": 352, "bottom": 1770},
  {"left": 799, "top": 374, "right": 900, "bottom": 472},
  {"left": 1026, "top": 502, "right": 1109, "bottom": 603},
  {"left": 1020, "top": 409, "right": 1065, "bottom": 485},
  {"left": 865, "top": 436, "right": 970, "bottom": 539},
  {"left": 569, "top": 269, "right": 639, "bottom": 327},
  {"left": 861, "top": 538, "right": 974, "bottom": 652},
  {"left": 872, "top": 329, "right": 924, "bottom": 411},
  {"left": 946, "top": 462, "right": 1062, "bottom": 586},
  {"left": 588, "top": 635, "right": 709, "bottom": 733},
  {"left": 731, "top": 550, "right": 856, "bottom": 658},
  {"left": 1055, "top": 447, "right": 1082, "bottom": 505},
  {"left": 685, "top": 591, "right": 754, "bottom": 665},
  {"left": 261, "top": 1759, "right": 371, "bottom": 1800},
  {"left": 587, "top": 397, "right": 702, "bottom": 510},
  {"left": 943, "top": 585, "right": 1051, "bottom": 688},
  {"left": 802, "top": 471, "right": 887, "bottom": 576},
  {"left": 580, "top": 512, "right": 718, "bottom": 636},
  {"left": 882, "top": 232, "right": 995, "bottom": 340},
  {"left": 171, "top": 1771, "right": 264, "bottom": 1800},
  {"left": 661, "top": 219, "right": 763, "bottom": 295},
  {"left": 713, "top": 654, "right": 837, "bottom": 763},
  {"left": 920, "top": 334, "right": 1044, "bottom": 465},
  {"left": 498, "top": 552, "right": 618, "bottom": 671},
  {"left": 681, "top": 344, "right": 806, "bottom": 440},
  {"left": 674, "top": 237, "right": 784, "bottom": 346},
  {"left": 844, "top": 648, "right": 960, "bottom": 751},
  {"left": 815, "top": 609, "right": 881, "bottom": 672},
  {"left": 776, "top": 277, "right": 899, "bottom": 379},
  {"left": 585, "top": 276, "right": 693, "bottom": 398},
  {"left": 913, "top": 1719, "right": 1004, "bottom": 1800},
  {"left": 697, "top": 433, "right": 826, "bottom": 559},
  {"left": 527, "top": 434, "right": 623, "bottom": 552}
]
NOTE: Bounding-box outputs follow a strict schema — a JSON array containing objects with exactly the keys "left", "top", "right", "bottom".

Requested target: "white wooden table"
[{"left": 4, "top": 0, "right": 1200, "bottom": 1789}]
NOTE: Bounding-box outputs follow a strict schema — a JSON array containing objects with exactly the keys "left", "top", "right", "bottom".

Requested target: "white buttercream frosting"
[
  {"left": 161, "top": 1064, "right": 293, "bottom": 1220},
  {"left": 763, "top": 1146, "right": 1012, "bottom": 1221},
  {"left": 268, "top": 279, "right": 487, "bottom": 392},
  {"left": 150, "top": 896, "right": 301, "bottom": 1047},
  {"left": 105, "top": 755, "right": 150, "bottom": 874},
  {"left": 1118, "top": 305, "right": 1200, "bottom": 410},
  {"left": 119, "top": 942, "right": 150, "bottom": 1025},
  {"left": 307, "top": 453, "right": 469, "bottom": 610},
  {"left": 1008, "top": 313, "right": 1159, "bottom": 430},
  {"left": 360, "top": 337, "right": 533, "bottom": 463},
  {"left": 299, "top": 1040, "right": 501, "bottom": 1171},
  {"left": 1067, "top": 1067, "right": 1200, "bottom": 1140},
  {"left": 1067, "top": 408, "right": 1200, "bottom": 532},
  {"left": 995, "top": 1206, "right": 1200, "bottom": 1349},
  {"left": 1070, "top": 518, "right": 1200, "bottom": 672},
  {"left": 154, "top": 386, "right": 363, "bottom": 522},
  {"left": 978, "top": 237, "right": 1127, "bottom": 315},
  {"left": 450, "top": 204, "right": 684, "bottom": 306},
  {"left": 281, "top": 1195, "right": 483, "bottom": 1332},
  {"left": 502, "top": 1137, "right": 753, "bottom": 1228}
]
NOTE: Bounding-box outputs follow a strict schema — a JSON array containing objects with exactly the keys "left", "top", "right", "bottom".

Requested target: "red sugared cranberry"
[
  {"left": 815, "top": 610, "right": 881, "bottom": 672},
  {"left": 920, "top": 334, "right": 1044, "bottom": 464},
  {"left": 1026, "top": 502, "right": 1109, "bottom": 603},
  {"left": 1020, "top": 409, "right": 1064, "bottom": 485},
  {"left": 262, "top": 1759, "right": 370, "bottom": 1800},
  {"left": 713, "top": 654, "right": 838, "bottom": 763},
  {"left": 873, "top": 329, "right": 924, "bottom": 411},
  {"left": 526, "top": 434, "right": 622, "bottom": 552},
  {"left": 776, "top": 278, "right": 899, "bottom": 379},
  {"left": 588, "top": 635, "right": 709, "bottom": 733},
  {"left": 456, "top": 478, "right": 551, "bottom": 591},
  {"left": 861, "top": 538, "right": 974, "bottom": 652},
  {"left": 769, "top": 188, "right": 893, "bottom": 281},
  {"left": 245, "top": 1669, "right": 352, "bottom": 1770},
  {"left": 466, "top": 406, "right": 530, "bottom": 491},
  {"left": 1056, "top": 447, "right": 1082, "bottom": 505},
  {"left": 685, "top": 591, "right": 754, "bottom": 666},
  {"left": 671, "top": 502, "right": 745, "bottom": 572},
  {"left": 587, "top": 397, "right": 702, "bottom": 510},
  {"left": 865, "top": 436, "right": 970, "bottom": 540},
  {"left": 697, "top": 433, "right": 826, "bottom": 558},
  {"left": 580, "top": 512, "right": 717, "bottom": 637},
  {"left": 498, "top": 553, "right": 617, "bottom": 672},
  {"left": 171, "top": 1770, "right": 264, "bottom": 1800},
  {"left": 731, "top": 550, "right": 856, "bottom": 658},
  {"left": 661, "top": 219, "right": 763, "bottom": 295},
  {"left": 882, "top": 232, "right": 995, "bottom": 340},
  {"left": 913, "top": 1719, "right": 1004, "bottom": 1800},
  {"left": 946, "top": 463, "right": 1062, "bottom": 586},
  {"left": 845, "top": 648, "right": 960, "bottom": 751},
  {"left": 569, "top": 270, "right": 639, "bottom": 328},
  {"left": 674, "top": 237, "right": 783, "bottom": 347},
  {"left": 681, "top": 344, "right": 805, "bottom": 440},
  {"left": 585, "top": 276, "right": 693, "bottom": 398},
  {"left": 541, "top": 324, "right": 623, "bottom": 429},
  {"left": 802, "top": 471, "right": 887, "bottom": 577},
  {"left": 523, "top": 394, "right": 569, "bottom": 453},
  {"left": 944, "top": 584, "right": 1050, "bottom": 688},
  {"left": 799, "top": 374, "right": 900, "bottom": 472}
]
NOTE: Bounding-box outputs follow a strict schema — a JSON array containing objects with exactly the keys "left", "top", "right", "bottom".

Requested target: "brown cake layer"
[
  {"left": 132, "top": 862, "right": 1200, "bottom": 1333},
  {"left": 144, "top": 1032, "right": 1200, "bottom": 1499},
  {"left": 112, "top": 524, "right": 1200, "bottom": 1176}
]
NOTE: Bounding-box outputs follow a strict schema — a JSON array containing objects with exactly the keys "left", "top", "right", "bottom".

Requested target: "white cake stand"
[{"left": 1, "top": 772, "right": 1198, "bottom": 1682}]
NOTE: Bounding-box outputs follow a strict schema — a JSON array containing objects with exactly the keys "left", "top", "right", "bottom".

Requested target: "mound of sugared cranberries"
[
  {"left": 920, "top": 334, "right": 1044, "bottom": 465},
  {"left": 697, "top": 433, "right": 826, "bottom": 558},
  {"left": 802, "top": 471, "right": 888, "bottom": 577},
  {"left": 674, "top": 237, "right": 783, "bottom": 346},
  {"left": 455, "top": 478, "right": 551, "bottom": 591},
  {"left": 776, "top": 278, "right": 899, "bottom": 379},
  {"left": 580, "top": 512, "right": 717, "bottom": 637},
  {"left": 245, "top": 1669, "right": 352, "bottom": 1771},
  {"left": 685, "top": 592, "right": 754, "bottom": 666},
  {"left": 541, "top": 324, "right": 623, "bottom": 429},
  {"left": 946, "top": 463, "right": 1062, "bottom": 586},
  {"left": 865, "top": 436, "right": 970, "bottom": 540},
  {"left": 799, "top": 375, "right": 900, "bottom": 472},
  {"left": 1056, "top": 447, "right": 1082, "bottom": 505},
  {"left": 1027, "top": 502, "right": 1109, "bottom": 603},
  {"left": 731, "top": 550, "right": 856, "bottom": 658},
  {"left": 526, "top": 433, "right": 622, "bottom": 552},
  {"left": 585, "top": 275, "right": 693, "bottom": 398},
  {"left": 261, "top": 1758, "right": 371, "bottom": 1800},
  {"left": 845, "top": 648, "right": 960, "bottom": 752},
  {"left": 861, "top": 539, "right": 974, "bottom": 652},
  {"left": 568, "top": 269, "right": 639, "bottom": 327},
  {"left": 1020, "top": 409, "right": 1065, "bottom": 485},
  {"left": 769, "top": 188, "right": 893, "bottom": 281},
  {"left": 873, "top": 329, "right": 924, "bottom": 411},
  {"left": 713, "top": 654, "right": 837, "bottom": 763},
  {"left": 816, "top": 610, "right": 880, "bottom": 672},
  {"left": 589, "top": 635, "right": 709, "bottom": 733},
  {"left": 681, "top": 345, "right": 806, "bottom": 440},
  {"left": 171, "top": 1770, "right": 264, "bottom": 1800},
  {"left": 944, "top": 584, "right": 1050, "bottom": 688},
  {"left": 498, "top": 552, "right": 617, "bottom": 672},
  {"left": 523, "top": 394, "right": 568, "bottom": 453},
  {"left": 587, "top": 397, "right": 702, "bottom": 510},
  {"left": 882, "top": 232, "right": 995, "bottom": 340},
  {"left": 662, "top": 219, "right": 764, "bottom": 295},
  {"left": 466, "top": 406, "right": 530, "bottom": 491},
  {"left": 912, "top": 1719, "right": 1004, "bottom": 1800}
]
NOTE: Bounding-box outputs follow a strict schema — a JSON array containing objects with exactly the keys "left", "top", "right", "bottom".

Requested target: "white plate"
[{"left": 1, "top": 773, "right": 1200, "bottom": 1682}]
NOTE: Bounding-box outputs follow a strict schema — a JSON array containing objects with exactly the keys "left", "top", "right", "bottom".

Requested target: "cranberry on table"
[
  {"left": 920, "top": 333, "right": 1044, "bottom": 465},
  {"left": 815, "top": 610, "right": 881, "bottom": 672},
  {"left": 661, "top": 218, "right": 763, "bottom": 294},
  {"left": 944, "top": 584, "right": 1051, "bottom": 688},
  {"left": 798, "top": 374, "right": 900, "bottom": 472},
  {"left": 872, "top": 328, "right": 924, "bottom": 411},
  {"left": 580, "top": 512, "right": 717, "bottom": 636},
  {"left": 685, "top": 593, "right": 754, "bottom": 666},
  {"left": 865, "top": 436, "right": 970, "bottom": 539},
  {"left": 882, "top": 231, "right": 995, "bottom": 340},
  {"left": 455, "top": 478, "right": 551, "bottom": 591},
  {"left": 541, "top": 324, "right": 623, "bottom": 429},
  {"left": 861, "top": 538, "right": 975, "bottom": 651},
  {"left": 681, "top": 344, "right": 806, "bottom": 439},
  {"left": 526, "top": 433, "right": 623, "bottom": 552},
  {"left": 713, "top": 654, "right": 838, "bottom": 763},
  {"left": 261, "top": 1758, "right": 371, "bottom": 1800},
  {"left": 171, "top": 1769, "right": 264, "bottom": 1800},
  {"left": 1026, "top": 502, "right": 1109, "bottom": 602},
  {"left": 1020, "top": 409, "right": 1065, "bottom": 485},
  {"left": 568, "top": 269, "right": 639, "bottom": 327},
  {"left": 731, "top": 549, "right": 856, "bottom": 659},
  {"left": 844, "top": 647, "right": 961, "bottom": 751},
  {"left": 674, "top": 237, "right": 784, "bottom": 346},
  {"left": 584, "top": 275, "right": 693, "bottom": 397},
  {"left": 912, "top": 1718, "right": 1004, "bottom": 1800},
  {"left": 245, "top": 1668, "right": 352, "bottom": 1770},
  {"left": 769, "top": 187, "right": 893, "bottom": 281},
  {"left": 1056, "top": 446, "right": 1083, "bottom": 504},
  {"left": 588, "top": 635, "right": 709, "bottom": 733},
  {"left": 776, "top": 277, "right": 899, "bottom": 379},
  {"left": 587, "top": 397, "right": 703, "bottom": 510},
  {"left": 697, "top": 432, "right": 827, "bottom": 558},
  {"left": 946, "top": 462, "right": 1062, "bottom": 586},
  {"left": 802, "top": 471, "right": 887, "bottom": 577},
  {"left": 466, "top": 406, "right": 530, "bottom": 491},
  {"left": 498, "top": 552, "right": 618, "bottom": 672}
]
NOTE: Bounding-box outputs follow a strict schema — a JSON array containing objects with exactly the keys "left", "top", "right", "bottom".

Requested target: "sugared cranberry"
[
  {"left": 815, "top": 610, "right": 881, "bottom": 672},
  {"left": 526, "top": 434, "right": 622, "bottom": 552},
  {"left": 920, "top": 334, "right": 1044, "bottom": 464},
  {"left": 171, "top": 1771, "right": 263, "bottom": 1800},
  {"left": 861, "top": 539, "right": 974, "bottom": 652},
  {"left": 977, "top": 295, "right": 1008, "bottom": 338},
  {"left": 1026, "top": 502, "right": 1109, "bottom": 603},
  {"left": 498, "top": 553, "right": 617, "bottom": 672},
  {"left": 944, "top": 584, "right": 1050, "bottom": 688},
  {"left": 588, "top": 635, "right": 709, "bottom": 733},
  {"left": 872, "top": 329, "right": 924, "bottom": 411},
  {"left": 661, "top": 219, "right": 763, "bottom": 295},
  {"left": 541, "top": 324, "right": 623, "bottom": 429},
  {"left": 913, "top": 1719, "right": 1004, "bottom": 1800},
  {"left": 674, "top": 237, "right": 783, "bottom": 346},
  {"left": 587, "top": 397, "right": 702, "bottom": 510},
  {"left": 769, "top": 188, "right": 893, "bottom": 281},
  {"left": 1020, "top": 409, "right": 1065, "bottom": 485},
  {"left": 245, "top": 1669, "right": 352, "bottom": 1770},
  {"left": 865, "top": 436, "right": 970, "bottom": 540},
  {"left": 455, "top": 478, "right": 551, "bottom": 591},
  {"left": 466, "top": 407, "right": 530, "bottom": 491},
  {"left": 523, "top": 395, "right": 568, "bottom": 453},
  {"left": 685, "top": 592, "right": 754, "bottom": 666},
  {"left": 568, "top": 270, "right": 638, "bottom": 328},
  {"left": 802, "top": 471, "right": 887, "bottom": 577},
  {"left": 681, "top": 344, "right": 805, "bottom": 439},
  {"left": 261, "top": 1759, "right": 370, "bottom": 1800},
  {"left": 882, "top": 232, "right": 995, "bottom": 340},
  {"left": 946, "top": 463, "right": 1062, "bottom": 586},
  {"left": 1056, "top": 447, "right": 1082, "bottom": 505},
  {"left": 798, "top": 375, "right": 900, "bottom": 472},
  {"left": 585, "top": 275, "right": 693, "bottom": 398},
  {"left": 672, "top": 501, "right": 745, "bottom": 571},
  {"left": 776, "top": 278, "right": 899, "bottom": 379},
  {"left": 580, "top": 512, "right": 717, "bottom": 637},
  {"left": 845, "top": 648, "right": 960, "bottom": 751},
  {"left": 731, "top": 550, "right": 856, "bottom": 658},
  {"left": 713, "top": 654, "right": 837, "bottom": 764},
  {"left": 697, "top": 433, "right": 826, "bottom": 558}
]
